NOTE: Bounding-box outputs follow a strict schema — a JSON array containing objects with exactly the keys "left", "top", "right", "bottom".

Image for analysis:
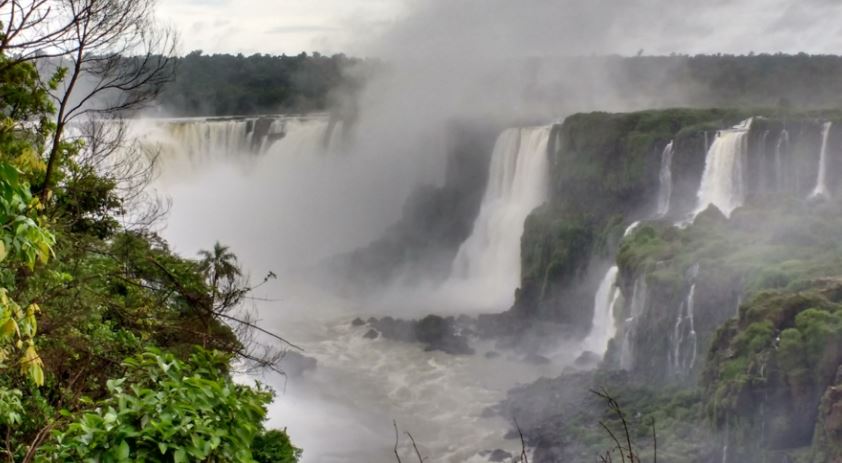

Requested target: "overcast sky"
[
  {"left": 156, "top": 0, "right": 408, "bottom": 56},
  {"left": 157, "top": 0, "right": 842, "bottom": 57}
]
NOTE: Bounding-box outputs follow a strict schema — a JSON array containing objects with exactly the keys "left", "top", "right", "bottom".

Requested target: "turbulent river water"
[{"left": 135, "top": 115, "right": 579, "bottom": 462}]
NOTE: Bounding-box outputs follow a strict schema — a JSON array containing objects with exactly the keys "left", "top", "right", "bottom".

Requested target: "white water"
[
  {"left": 618, "top": 276, "right": 648, "bottom": 370},
  {"left": 623, "top": 221, "right": 641, "bottom": 237},
  {"left": 581, "top": 266, "right": 620, "bottom": 356},
  {"left": 775, "top": 129, "right": 789, "bottom": 191},
  {"left": 656, "top": 141, "right": 674, "bottom": 217},
  {"left": 810, "top": 121, "right": 833, "bottom": 199},
  {"left": 671, "top": 264, "right": 699, "bottom": 376},
  {"left": 141, "top": 117, "right": 568, "bottom": 462},
  {"left": 130, "top": 116, "right": 320, "bottom": 184},
  {"left": 694, "top": 119, "right": 752, "bottom": 218},
  {"left": 446, "top": 126, "right": 551, "bottom": 310}
]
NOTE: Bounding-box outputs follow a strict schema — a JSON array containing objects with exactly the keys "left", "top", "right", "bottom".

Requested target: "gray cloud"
[{"left": 267, "top": 25, "right": 338, "bottom": 34}]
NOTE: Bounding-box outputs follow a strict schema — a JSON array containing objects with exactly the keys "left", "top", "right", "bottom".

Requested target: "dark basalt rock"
[
  {"left": 363, "top": 329, "right": 379, "bottom": 339},
  {"left": 351, "top": 317, "right": 366, "bottom": 327},
  {"left": 280, "top": 351, "right": 317, "bottom": 377},
  {"left": 367, "top": 315, "right": 475, "bottom": 355},
  {"left": 574, "top": 350, "right": 601, "bottom": 368}
]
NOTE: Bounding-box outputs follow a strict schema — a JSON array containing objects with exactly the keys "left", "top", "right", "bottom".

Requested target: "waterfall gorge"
[
  {"left": 140, "top": 117, "right": 562, "bottom": 462},
  {"left": 137, "top": 111, "right": 840, "bottom": 461}
]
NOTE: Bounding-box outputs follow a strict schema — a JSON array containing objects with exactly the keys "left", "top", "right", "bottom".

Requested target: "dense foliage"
[
  {"left": 0, "top": 12, "right": 299, "bottom": 463},
  {"left": 155, "top": 51, "right": 367, "bottom": 117},
  {"left": 41, "top": 349, "right": 297, "bottom": 462}
]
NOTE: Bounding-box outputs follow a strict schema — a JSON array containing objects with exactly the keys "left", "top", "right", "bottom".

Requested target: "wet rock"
[
  {"left": 524, "top": 353, "right": 550, "bottom": 365},
  {"left": 363, "top": 329, "right": 379, "bottom": 339},
  {"left": 280, "top": 351, "right": 317, "bottom": 377},
  {"left": 367, "top": 314, "right": 475, "bottom": 355},
  {"left": 574, "top": 350, "right": 601, "bottom": 367},
  {"left": 485, "top": 351, "right": 501, "bottom": 359},
  {"left": 416, "top": 315, "right": 475, "bottom": 355},
  {"left": 351, "top": 317, "right": 366, "bottom": 327}
]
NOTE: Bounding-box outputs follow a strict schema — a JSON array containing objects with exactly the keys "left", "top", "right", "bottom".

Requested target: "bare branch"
[
  {"left": 393, "top": 420, "right": 403, "bottom": 463},
  {"left": 405, "top": 432, "right": 424, "bottom": 463}
]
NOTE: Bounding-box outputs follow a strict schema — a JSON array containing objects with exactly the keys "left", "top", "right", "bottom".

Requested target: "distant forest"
[
  {"left": 153, "top": 53, "right": 842, "bottom": 117},
  {"left": 154, "top": 51, "right": 369, "bottom": 116}
]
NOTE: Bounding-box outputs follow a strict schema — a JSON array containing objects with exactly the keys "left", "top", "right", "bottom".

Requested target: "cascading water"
[
  {"left": 810, "top": 121, "right": 833, "bottom": 199},
  {"left": 656, "top": 141, "right": 674, "bottom": 217},
  {"left": 131, "top": 115, "right": 330, "bottom": 184},
  {"left": 447, "top": 126, "right": 551, "bottom": 310},
  {"left": 694, "top": 118, "right": 752, "bottom": 218},
  {"left": 619, "top": 276, "right": 648, "bottom": 370},
  {"left": 671, "top": 264, "right": 699, "bottom": 376},
  {"left": 775, "top": 129, "right": 789, "bottom": 191},
  {"left": 581, "top": 266, "right": 620, "bottom": 356},
  {"left": 144, "top": 117, "right": 566, "bottom": 462},
  {"left": 757, "top": 130, "right": 770, "bottom": 193},
  {"left": 623, "top": 221, "right": 641, "bottom": 237}
]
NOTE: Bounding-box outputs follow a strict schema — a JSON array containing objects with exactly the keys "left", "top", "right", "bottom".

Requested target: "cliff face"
[
  {"left": 506, "top": 109, "right": 842, "bottom": 462},
  {"left": 513, "top": 109, "right": 747, "bottom": 329},
  {"left": 333, "top": 122, "right": 498, "bottom": 290}
]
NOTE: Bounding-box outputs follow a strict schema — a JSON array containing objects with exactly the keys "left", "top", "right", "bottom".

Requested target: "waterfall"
[
  {"left": 671, "top": 264, "right": 699, "bottom": 375},
  {"left": 694, "top": 119, "right": 752, "bottom": 218},
  {"left": 582, "top": 266, "right": 620, "bottom": 356},
  {"left": 656, "top": 141, "right": 674, "bottom": 217},
  {"left": 623, "top": 221, "right": 641, "bottom": 237},
  {"left": 810, "top": 121, "right": 833, "bottom": 199},
  {"left": 758, "top": 130, "right": 770, "bottom": 193},
  {"left": 775, "top": 129, "right": 789, "bottom": 191},
  {"left": 131, "top": 116, "right": 333, "bottom": 182},
  {"left": 448, "top": 126, "right": 551, "bottom": 308},
  {"left": 619, "top": 276, "right": 648, "bottom": 370}
]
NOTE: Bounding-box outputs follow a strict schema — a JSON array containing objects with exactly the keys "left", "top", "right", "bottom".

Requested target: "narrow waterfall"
[
  {"left": 448, "top": 126, "right": 551, "bottom": 308},
  {"left": 619, "top": 276, "right": 648, "bottom": 370},
  {"left": 775, "top": 129, "right": 789, "bottom": 191},
  {"left": 671, "top": 264, "right": 699, "bottom": 375},
  {"left": 582, "top": 266, "right": 620, "bottom": 356},
  {"left": 758, "top": 130, "right": 770, "bottom": 193},
  {"left": 810, "top": 121, "right": 833, "bottom": 199},
  {"left": 623, "top": 221, "right": 641, "bottom": 237},
  {"left": 694, "top": 119, "right": 752, "bottom": 218},
  {"left": 656, "top": 141, "right": 674, "bottom": 217}
]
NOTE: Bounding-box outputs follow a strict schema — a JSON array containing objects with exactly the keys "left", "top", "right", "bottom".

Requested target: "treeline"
[
  {"left": 154, "top": 51, "right": 369, "bottom": 116},
  {"left": 601, "top": 53, "right": 842, "bottom": 109}
]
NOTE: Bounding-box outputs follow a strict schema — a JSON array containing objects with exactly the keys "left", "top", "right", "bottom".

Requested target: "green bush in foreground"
[{"left": 39, "top": 348, "right": 299, "bottom": 463}]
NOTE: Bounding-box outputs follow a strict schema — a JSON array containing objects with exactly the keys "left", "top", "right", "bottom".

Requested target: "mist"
[{"left": 130, "top": 1, "right": 842, "bottom": 462}]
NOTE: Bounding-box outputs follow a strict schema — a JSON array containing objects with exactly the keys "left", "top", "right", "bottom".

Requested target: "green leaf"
[{"left": 117, "top": 440, "right": 130, "bottom": 460}]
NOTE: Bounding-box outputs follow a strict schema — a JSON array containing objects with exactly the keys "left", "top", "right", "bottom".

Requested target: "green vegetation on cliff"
[{"left": 0, "top": 7, "right": 299, "bottom": 462}]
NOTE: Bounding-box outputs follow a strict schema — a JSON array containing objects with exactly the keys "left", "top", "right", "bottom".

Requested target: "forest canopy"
[
  {"left": 154, "top": 50, "right": 368, "bottom": 117},
  {"left": 152, "top": 52, "right": 842, "bottom": 117}
]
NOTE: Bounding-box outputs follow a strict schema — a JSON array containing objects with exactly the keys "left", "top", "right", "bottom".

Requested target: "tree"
[
  {"left": 38, "top": 348, "right": 298, "bottom": 462},
  {"left": 35, "top": 0, "right": 176, "bottom": 201},
  {"left": 198, "top": 241, "right": 242, "bottom": 301}
]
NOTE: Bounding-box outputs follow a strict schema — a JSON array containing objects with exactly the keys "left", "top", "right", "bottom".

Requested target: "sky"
[
  {"left": 156, "top": 0, "right": 408, "bottom": 56},
  {"left": 157, "top": 0, "right": 842, "bottom": 57}
]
